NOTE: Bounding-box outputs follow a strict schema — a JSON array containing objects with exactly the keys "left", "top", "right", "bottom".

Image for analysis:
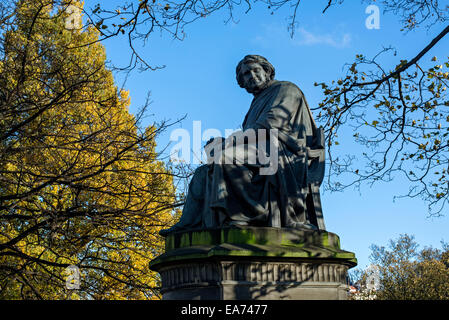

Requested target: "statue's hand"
[
  {"left": 224, "top": 130, "right": 246, "bottom": 148},
  {"left": 204, "top": 137, "right": 224, "bottom": 148},
  {"left": 204, "top": 137, "right": 225, "bottom": 164},
  {"left": 204, "top": 137, "right": 215, "bottom": 147}
]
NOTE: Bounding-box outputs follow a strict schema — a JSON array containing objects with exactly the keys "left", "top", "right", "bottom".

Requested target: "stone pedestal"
[{"left": 149, "top": 227, "right": 357, "bottom": 300}]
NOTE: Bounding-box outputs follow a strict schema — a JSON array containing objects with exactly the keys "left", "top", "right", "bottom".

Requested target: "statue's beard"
[{"left": 244, "top": 79, "right": 271, "bottom": 95}]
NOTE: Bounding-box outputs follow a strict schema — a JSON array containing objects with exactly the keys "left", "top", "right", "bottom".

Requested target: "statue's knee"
[
  {"left": 188, "top": 165, "right": 209, "bottom": 195},
  {"left": 196, "top": 164, "right": 209, "bottom": 175}
]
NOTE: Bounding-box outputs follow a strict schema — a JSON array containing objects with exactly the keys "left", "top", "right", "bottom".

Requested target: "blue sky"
[{"left": 84, "top": 0, "right": 449, "bottom": 270}]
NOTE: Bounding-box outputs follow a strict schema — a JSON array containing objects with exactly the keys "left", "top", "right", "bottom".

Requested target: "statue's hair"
[{"left": 236, "top": 55, "right": 275, "bottom": 88}]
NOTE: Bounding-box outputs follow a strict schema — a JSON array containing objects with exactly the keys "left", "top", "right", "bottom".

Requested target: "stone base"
[{"left": 149, "top": 227, "right": 357, "bottom": 300}]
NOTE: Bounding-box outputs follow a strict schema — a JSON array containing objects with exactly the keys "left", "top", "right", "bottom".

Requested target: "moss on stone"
[{"left": 149, "top": 227, "right": 357, "bottom": 270}]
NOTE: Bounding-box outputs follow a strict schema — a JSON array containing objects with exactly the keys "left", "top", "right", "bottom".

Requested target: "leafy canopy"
[{"left": 0, "top": 0, "right": 176, "bottom": 299}]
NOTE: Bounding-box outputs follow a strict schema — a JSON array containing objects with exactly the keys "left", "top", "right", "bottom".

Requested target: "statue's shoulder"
[{"left": 271, "top": 80, "right": 303, "bottom": 96}]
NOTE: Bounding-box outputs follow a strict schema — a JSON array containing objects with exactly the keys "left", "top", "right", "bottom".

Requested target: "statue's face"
[{"left": 240, "top": 62, "right": 270, "bottom": 94}]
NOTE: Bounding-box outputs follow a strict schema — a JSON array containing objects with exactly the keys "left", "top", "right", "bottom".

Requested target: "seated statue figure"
[{"left": 160, "top": 55, "right": 326, "bottom": 236}]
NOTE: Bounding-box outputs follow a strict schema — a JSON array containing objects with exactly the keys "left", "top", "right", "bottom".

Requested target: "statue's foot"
[
  {"left": 159, "top": 226, "right": 181, "bottom": 237},
  {"left": 302, "top": 223, "right": 318, "bottom": 230},
  {"left": 158, "top": 228, "right": 170, "bottom": 237},
  {"left": 286, "top": 222, "right": 318, "bottom": 230},
  {"left": 228, "top": 220, "right": 249, "bottom": 227}
]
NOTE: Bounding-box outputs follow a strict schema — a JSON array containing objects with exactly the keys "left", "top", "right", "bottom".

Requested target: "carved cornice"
[{"left": 159, "top": 261, "right": 349, "bottom": 293}]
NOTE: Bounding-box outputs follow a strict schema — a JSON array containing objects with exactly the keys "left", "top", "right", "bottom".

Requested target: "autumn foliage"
[
  {"left": 313, "top": 2, "right": 449, "bottom": 214},
  {"left": 351, "top": 234, "right": 449, "bottom": 300},
  {"left": 0, "top": 0, "right": 176, "bottom": 299}
]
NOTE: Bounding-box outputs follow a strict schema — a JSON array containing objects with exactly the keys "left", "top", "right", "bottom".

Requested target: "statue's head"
[{"left": 236, "top": 55, "right": 275, "bottom": 95}]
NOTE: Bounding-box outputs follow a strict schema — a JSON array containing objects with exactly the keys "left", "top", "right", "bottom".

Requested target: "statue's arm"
[
  {"left": 249, "top": 83, "right": 311, "bottom": 154},
  {"left": 252, "top": 83, "right": 302, "bottom": 132},
  {"left": 204, "top": 136, "right": 224, "bottom": 148}
]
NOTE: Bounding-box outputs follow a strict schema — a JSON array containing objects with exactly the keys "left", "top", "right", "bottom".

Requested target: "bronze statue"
[{"left": 160, "top": 55, "right": 326, "bottom": 236}]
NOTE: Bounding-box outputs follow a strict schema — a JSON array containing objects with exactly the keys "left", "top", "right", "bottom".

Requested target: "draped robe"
[{"left": 161, "top": 80, "right": 325, "bottom": 235}]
